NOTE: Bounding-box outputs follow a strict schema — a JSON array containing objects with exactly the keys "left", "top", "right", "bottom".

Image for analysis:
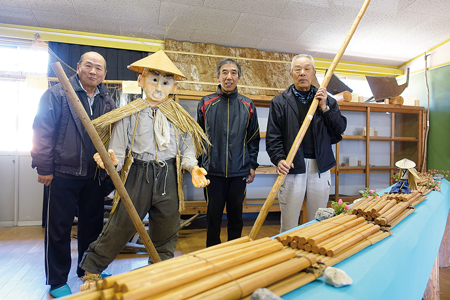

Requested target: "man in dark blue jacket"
[
  {"left": 31, "top": 52, "right": 115, "bottom": 298},
  {"left": 266, "top": 54, "right": 347, "bottom": 233},
  {"left": 197, "top": 58, "right": 260, "bottom": 247}
]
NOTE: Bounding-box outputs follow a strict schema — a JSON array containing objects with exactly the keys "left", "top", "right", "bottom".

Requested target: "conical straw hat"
[
  {"left": 395, "top": 158, "right": 416, "bottom": 169},
  {"left": 128, "top": 50, "right": 187, "bottom": 81}
]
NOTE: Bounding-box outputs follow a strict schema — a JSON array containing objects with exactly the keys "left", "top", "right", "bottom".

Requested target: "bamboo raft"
[
  {"left": 62, "top": 183, "right": 434, "bottom": 300},
  {"left": 346, "top": 185, "right": 432, "bottom": 227},
  {"left": 62, "top": 230, "right": 391, "bottom": 300}
]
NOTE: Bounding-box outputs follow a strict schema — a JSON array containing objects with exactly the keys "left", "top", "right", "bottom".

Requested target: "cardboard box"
[{"left": 349, "top": 157, "right": 358, "bottom": 167}]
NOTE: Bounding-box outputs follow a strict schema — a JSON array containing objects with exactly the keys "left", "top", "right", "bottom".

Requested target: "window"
[{"left": 0, "top": 46, "right": 49, "bottom": 152}]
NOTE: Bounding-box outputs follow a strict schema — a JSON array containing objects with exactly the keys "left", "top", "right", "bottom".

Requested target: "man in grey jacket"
[
  {"left": 31, "top": 52, "right": 115, "bottom": 298},
  {"left": 266, "top": 54, "right": 347, "bottom": 233}
]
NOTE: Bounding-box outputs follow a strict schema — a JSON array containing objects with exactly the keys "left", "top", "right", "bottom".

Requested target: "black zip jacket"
[
  {"left": 197, "top": 86, "right": 260, "bottom": 177},
  {"left": 31, "top": 74, "right": 116, "bottom": 177},
  {"left": 266, "top": 84, "right": 347, "bottom": 174}
]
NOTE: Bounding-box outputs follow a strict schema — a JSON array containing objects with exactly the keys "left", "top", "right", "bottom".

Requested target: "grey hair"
[
  {"left": 291, "top": 54, "right": 315, "bottom": 72},
  {"left": 78, "top": 52, "right": 107, "bottom": 72},
  {"left": 215, "top": 58, "right": 242, "bottom": 77}
]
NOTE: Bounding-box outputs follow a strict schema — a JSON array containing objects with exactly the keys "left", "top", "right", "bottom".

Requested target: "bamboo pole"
[
  {"left": 120, "top": 241, "right": 283, "bottom": 298},
  {"left": 59, "top": 290, "right": 102, "bottom": 300},
  {"left": 322, "top": 230, "right": 391, "bottom": 265},
  {"left": 326, "top": 224, "right": 380, "bottom": 257},
  {"left": 312, "top": 222, "right": 367, "bottom": 254},
  {"left": 116, "top": 239, "right": 278, "bottom": 292},
  {"left": 296, "top": 215, "right": 357, "bottom": 244},
  {"left": 319, "top": 223, "right": 373, "bottom": 255},
  {"left": 258, "top": 230, "right": 391, "bottom": 299},
  {"left": 146, "top": 249, "right": 297, "bottom": 300},
  {"left": 411, "top": 195, "right": 427, "bottom": 207},
  {"left": 188, "top": 255, "right": 317, "bottom": 300},
  {"left": 307, "top": 217, "right": 366, "bottom": 246},
  {"left": 388, "top": 207, "right": 415, "bottom": 228},
  {"left": 50, "top": 62, "right": 161, "bottom": 263},
  {"left": 376, "top": 202, "right": 410, "bottom": 226},
  {"left": 249, "top": 0, "right": 372, "bottom": 240},
  {"left": 277, "top": 214, "right": 347, "bottom": 244}
]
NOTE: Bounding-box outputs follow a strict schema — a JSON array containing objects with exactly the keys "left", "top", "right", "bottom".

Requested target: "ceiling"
[{"left": 1, "top": 0, "right": 450, "bottom": 67}]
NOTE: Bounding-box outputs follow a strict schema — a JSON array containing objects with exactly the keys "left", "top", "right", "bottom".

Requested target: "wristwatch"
[{"left": 322, "top": 105, "right": 330, "bottom": 113}]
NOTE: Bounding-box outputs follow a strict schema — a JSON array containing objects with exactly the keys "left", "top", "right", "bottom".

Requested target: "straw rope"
[{"left": 92, "top": 97, "right": 211, "bottom": 157}]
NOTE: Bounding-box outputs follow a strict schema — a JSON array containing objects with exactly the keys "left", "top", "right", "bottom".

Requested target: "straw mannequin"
[
  {"left": 78, "top": 50, "right": 210, "bottom": 290},
  {"left": 390, "top": 158, "right": 419, "bottom": 193}
]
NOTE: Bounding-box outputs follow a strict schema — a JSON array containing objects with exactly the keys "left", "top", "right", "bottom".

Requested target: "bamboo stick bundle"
[
  {"left": 375, "top": 202, "right": 410, "bottom": 226},
  {"left": 117, "top": 240, "right": 282, "bottom": 293},
  {"left": 258, "top": 230, "right": 391, "bottom": 300},
  {"left": 375, "top": 199, "right": 397, "bottom": 218},
  {"left": 263, "top": 271, "right": 320, "bottom": 300},
  {"left": 371, "top": 197, "right": 389, "bottom": 214},
  {"left": 101, "top": 237, "right": 266, "bottom": 289},
  {"left": 303, "top": 243, "right": 312, "bottom": 252},
  {"left": 356, "top": 198, "right": 375, "bottom": 214},
  {"left": 115, "top": 241, "right": 284, "bottom": 299},
  {"left": 388, "top": 207, "right": 415, "bottom": 228},
  {"left": 418, "top": 186, "right": 426, "bottom": 193},
  {"left": 294, "top": 215, "right": 357, "bottom": 244},
  {"left": 307, "top": 217, "right": 366, "bottom": 246},
  {"left": 311, "top": 222, "right": 368, "bottom": 254},
  {"left": 192, "top": 236, "right": 251, "bottom": 254},
  {"left": 290, "top": 240, "right": 298, "bottom": 249},
  {"left": 406, "top": 192, "right": 422, "bottom": 205},
  {"left": 350, "top": 198, "right": 370, "bottom": 214},
  {"left": 326, "top": 224, "right": 381, "bottom": 257},
  {"left": 101, "top": 287, "right": 115, "bottom": 300},
  {"left": 361, "top": 196, "right": 385, "bottom": 215},
  {"left": 423, "top": 188, "right": 432, "bottom": 195},
  {"left": 295, "top": 250, "right": 326, "bottom": 266},
  {"left": 399, "top": 190, "right": 419, "bottom": 202},
  {"left": 321, "top": 229, "right": 391, "bottom": 265},
  {"left": 142, "top": 248, "right": 297, "bottom": 300},
  {"left": 277, "top": 214, "right": 347, "bottom": 245},
  {"left": 187, "top": 254, "right": 317, "bottom": 300},
  {"left": 411, "top": 195, "right": 427, "bottom": 207},
  {"left": 318, "top": 223, "right": 374, "bottom": 255},
  {"left": 276, "top": 214, "right": 347, "bottom": 245}
]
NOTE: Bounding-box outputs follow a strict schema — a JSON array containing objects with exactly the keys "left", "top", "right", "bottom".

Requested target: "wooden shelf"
[
  {"left": 343, "top": 135, "right": 419, "bottom": 141},
  {"left": 175, "top": 93, "right": 425, "bottom": 213}
]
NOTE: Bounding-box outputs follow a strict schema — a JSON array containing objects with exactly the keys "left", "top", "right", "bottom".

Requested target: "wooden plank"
[{"left": 439, "top": 211, "right": 450, "bottom": 268}]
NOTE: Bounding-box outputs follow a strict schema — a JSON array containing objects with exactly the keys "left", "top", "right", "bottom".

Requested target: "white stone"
[
  {"left": 249, "top": 288, "right": 282, "bottom": 300},
  {"left": 315, "top": 208, "right": 335, "bottom": 221},
  {"left": 323, "top": 267, "right": 353, "bottom": 288}
]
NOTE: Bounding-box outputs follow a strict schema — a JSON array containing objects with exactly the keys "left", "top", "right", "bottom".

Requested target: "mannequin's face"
[{"left": 138, "top": 70, "right": 177, "bottom": 106}]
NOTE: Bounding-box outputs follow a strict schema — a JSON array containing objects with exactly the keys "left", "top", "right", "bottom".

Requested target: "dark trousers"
[
  {"left": 205, "top": 175, "right": 247, "bottom": 247},
  {"left": 45, "top": 175, "right": 104, "bottom": 287},
  {"left": 80, "top": 158, "right": 180, "bottom": 274}
]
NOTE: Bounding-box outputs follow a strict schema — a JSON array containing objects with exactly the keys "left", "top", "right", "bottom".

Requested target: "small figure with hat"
[
  {"left": 390, "top": 158, "right": 419, "bottom": 193},
  {"left": 78, "top": 50, "right": 210, "bottom": 290}
]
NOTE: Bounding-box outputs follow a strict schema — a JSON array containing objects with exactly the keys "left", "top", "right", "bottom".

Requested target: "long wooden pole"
[
  {"left": 249, "top": 0, "right": 372, "bottom": 240},
  {"left": 51, "top": 62, "right": 161, "bottom": 263}
]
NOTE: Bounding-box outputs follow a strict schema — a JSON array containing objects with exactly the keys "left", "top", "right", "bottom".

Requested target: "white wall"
[{"left": 0, "top": 152, "right": 43, "bottom": 227}]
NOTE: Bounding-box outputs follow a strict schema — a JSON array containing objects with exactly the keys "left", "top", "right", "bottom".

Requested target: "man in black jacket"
[
  {"left": 197, "top": 58, "right": 260, "bottom": 247},
  {"left": 266, "top": 54, "right": 347, "bottom": 233},
  {"left": 31, "top": 52, "right": 115, "bottom": 298}
]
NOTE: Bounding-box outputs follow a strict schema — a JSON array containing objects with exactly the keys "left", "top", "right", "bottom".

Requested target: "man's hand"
[
  {"left": 191, "top": 166, "right": 210, "bottom": 188},
  {"left": 277, "top": 160, "right": 294, "bottom": 175},
  {"left": 38, "top": 174, "right": 53, "bottom": 186},
  {"left": 246, "top": 168, "right": 256, "bottom": 183},
  {"left": 316, "top": 87, "right": 328, "bottom": 112},
  {"left": 93, "top": 149, "right": 118, "bottom": 169}
]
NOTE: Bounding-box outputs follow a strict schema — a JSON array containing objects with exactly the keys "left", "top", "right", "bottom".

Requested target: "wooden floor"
[{"left": 0, "top": 212, "right": 449, "bottom": 300}]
